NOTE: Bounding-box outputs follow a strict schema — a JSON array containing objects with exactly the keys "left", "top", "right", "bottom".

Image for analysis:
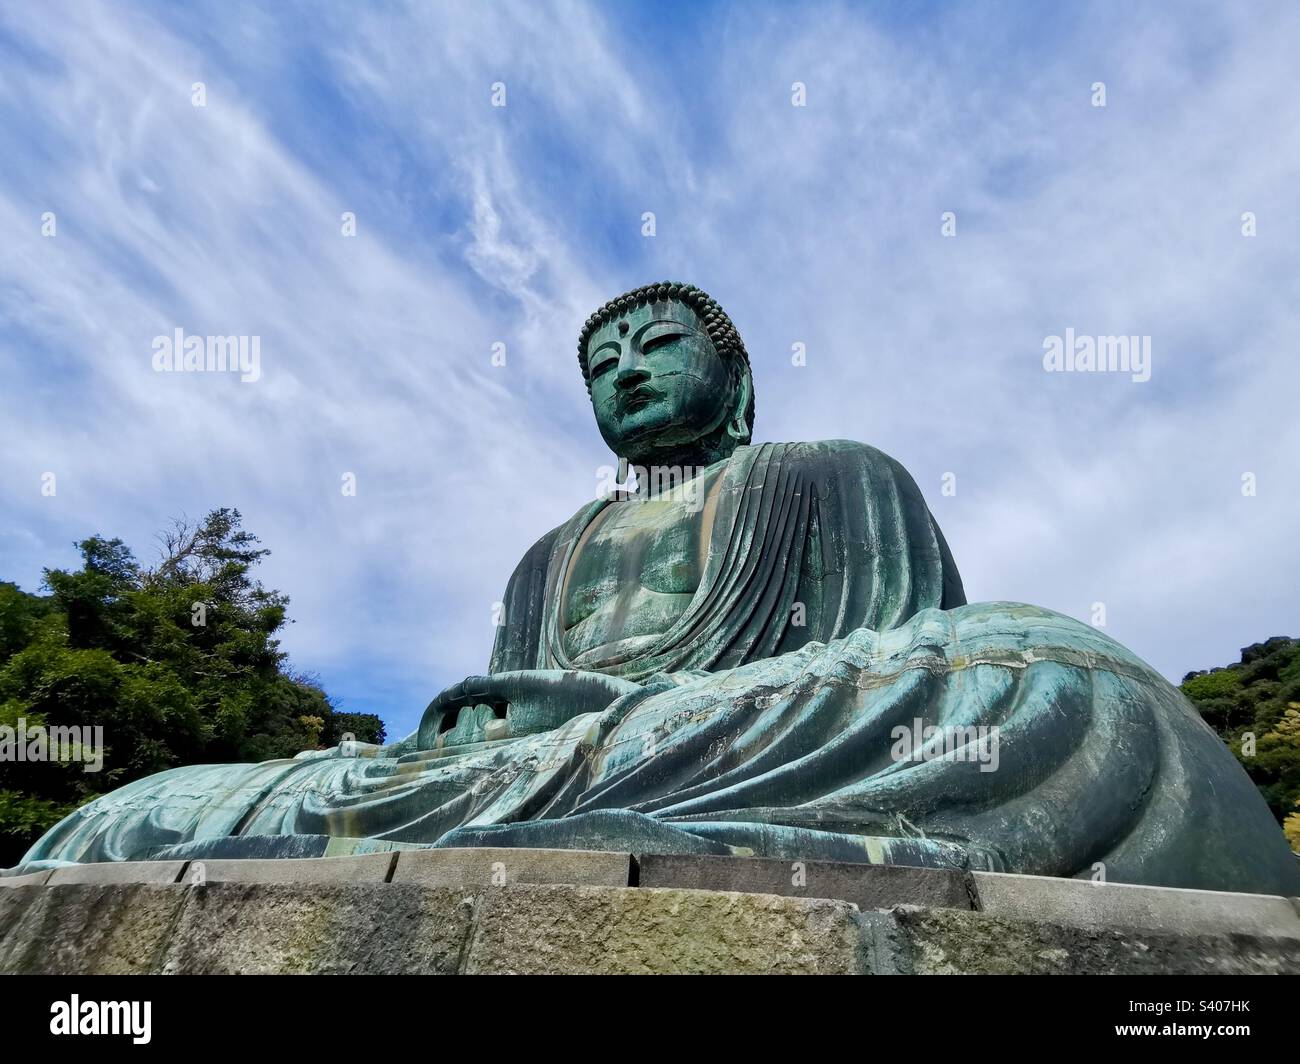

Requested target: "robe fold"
[
  {"left": 18, "top": 442, "right": 1300, "bottom": 896},
  {"left": 489, "top": 441, "right": 965, "bottom": 682}
]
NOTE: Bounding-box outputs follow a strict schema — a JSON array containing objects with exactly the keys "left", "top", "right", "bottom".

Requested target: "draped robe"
[{"left": 18, "top": 441, "right": 1300, "bottom": 895}]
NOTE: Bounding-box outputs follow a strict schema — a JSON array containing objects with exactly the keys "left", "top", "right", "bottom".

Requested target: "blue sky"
[{"left": 1, "top": 0, "right": 1297, "bottom": 741}]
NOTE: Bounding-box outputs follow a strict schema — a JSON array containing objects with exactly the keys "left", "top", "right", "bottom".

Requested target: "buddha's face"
[{"left": 585, "top": 299, "right": 735, "bottom": 461}]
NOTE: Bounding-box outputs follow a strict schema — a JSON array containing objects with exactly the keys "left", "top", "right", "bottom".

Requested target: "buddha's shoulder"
[
  {"left": 758, "top": 438, "right": 917, "bottom": 480},
  {"left": 504, "top": 516, "right": 577, "bottom": 587},
  {"left": 512, "top": 496, "right": 612, "bottom": 570}
]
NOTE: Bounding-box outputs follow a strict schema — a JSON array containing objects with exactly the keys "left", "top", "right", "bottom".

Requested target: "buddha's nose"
[{"left": 615, "top": 355, "right": 651, "bottom": 390}]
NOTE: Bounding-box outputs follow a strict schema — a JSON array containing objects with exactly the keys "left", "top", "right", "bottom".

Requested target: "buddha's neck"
[
  {"left": 624, "top": 425, "right": 739, "bottom": 486},
  {"left": 626, "top": 459, "right": 724, "bottom": 500}
]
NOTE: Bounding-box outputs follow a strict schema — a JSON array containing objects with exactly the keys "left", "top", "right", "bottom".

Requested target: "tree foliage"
[
  {"left": 1182, "top": 636, "right": 1300, "bottom": 850},
  {"left": 0, "top": 509, "right": 383, "bottom": 865}
]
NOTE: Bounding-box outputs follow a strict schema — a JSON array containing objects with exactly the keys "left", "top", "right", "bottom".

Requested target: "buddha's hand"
[{"left": 417, "top": 669, "right": 641, "bottom": 749}]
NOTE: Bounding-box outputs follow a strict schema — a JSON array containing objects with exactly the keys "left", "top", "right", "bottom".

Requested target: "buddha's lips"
[{"left": 618, "top": 385, "right": 662, "bottom": 413}]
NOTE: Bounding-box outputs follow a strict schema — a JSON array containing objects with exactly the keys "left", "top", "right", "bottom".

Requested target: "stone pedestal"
[{"left": 4, "top": 850, "right": 1298, "bottom": 974}]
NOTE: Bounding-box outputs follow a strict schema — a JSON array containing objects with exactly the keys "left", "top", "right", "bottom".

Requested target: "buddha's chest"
[{"left": 561, "top": 473, "right": 720, "bottom": 662}]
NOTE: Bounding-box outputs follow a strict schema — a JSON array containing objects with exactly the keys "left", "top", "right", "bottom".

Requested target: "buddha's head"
[{"left": 578, "top": 282, "right": 754, "bottom": 468}]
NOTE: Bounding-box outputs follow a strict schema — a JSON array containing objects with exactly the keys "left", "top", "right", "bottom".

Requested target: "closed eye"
[
  {"left": 588, "top": 340, "right": 620, "bottom": 379},
  {"left": 641, "top": 330, "right": 686, "bottom": 354}
]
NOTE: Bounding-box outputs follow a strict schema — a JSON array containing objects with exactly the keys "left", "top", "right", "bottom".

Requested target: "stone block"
[
  {"left": 152, "top": 834, "right": 427, "bottom": 861},
  {"left": 0, "top": 884, "right": 188, "bottom": 975},
  {"left": 860, "top": 904, "right": 1300, "bottom": 975},
  {"left": 636, "top": 852, "right": 975, "bottom": 910},
  {"left": 160, "top": 883, "right": 473, "bottom": 975},
  {"left": 463, "top": 883, "right": 864, "bottom": 974},
  {"left": 190, "top": 852, "right": 396, "bottom": 885},
  {"left": 47, "top": 860, "right": 186, "bottom": 886},
  {"left": 0, "top": 869, "right": 52, "bottom": 887},
  {"left": 973, "top": 870, "right": 1300, "bottom": 939},
  {"left": 392, "top": 846, "right": 631, "bottom": 889}
]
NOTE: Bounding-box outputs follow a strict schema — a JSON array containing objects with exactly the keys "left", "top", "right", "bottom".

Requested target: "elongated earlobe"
[{"left": 726, "top": 369, "right": 753, "bottom": 442}]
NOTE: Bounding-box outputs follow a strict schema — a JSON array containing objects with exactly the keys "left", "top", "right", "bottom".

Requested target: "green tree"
[
  {"left": 1182, "top": 636, "right": 1300, "bottom": 846},
  {"left": 0, "top": 582, "right": 53, "bottom": 660},
  {"left": 0, "top": 509, "right": 384, "bottom": 866}
]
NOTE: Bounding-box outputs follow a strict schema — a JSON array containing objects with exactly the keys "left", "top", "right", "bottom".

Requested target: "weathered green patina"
[{"left": 18, "top": 282, "right": 1300, "bottom": 895}]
